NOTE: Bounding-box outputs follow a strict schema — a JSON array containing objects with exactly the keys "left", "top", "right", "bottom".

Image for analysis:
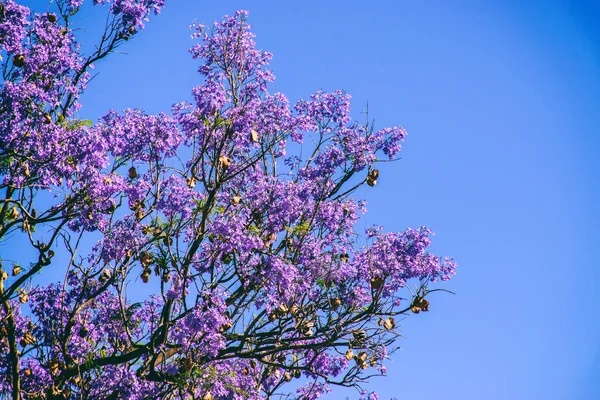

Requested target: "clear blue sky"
[{"left": 22, "top": 1, "right": 600, "bottom": 399}]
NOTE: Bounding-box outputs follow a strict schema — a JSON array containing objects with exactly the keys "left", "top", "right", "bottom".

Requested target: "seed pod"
[
  {"left": 20, "top": 331, "right": 35, "bottom": 346},
  {"left": 250, "top": 129, "right": 260, "bottom": 143},
  {"left": 186, "top": 177, "right": 196, "bottom": 188},
  {"left": 419, "top": 298, "right": 430, "bottom": 312},
  {"left": 353, "top": 330, "right": 366, "bottom": 341},
  {"left": 366, "top": 169, "right": 379, "bottom": 186},
  {"left": 273, "top": 369, "right": 281, "bottom": 379},
  {"left": 128, "top": 166, "right": 137, "bottom": 179},
  {"left": 12, "top": 54, "right": 25, "bottom": 67},
  {"left": 99, "top": 268, "right": 111, "bottom": 282},
  {"left": 129, "top": 26, "right": 136, "bottom": 35},
  {"left": 203, "top": 392, "right": 214, "bottom": 400},
  {"left": 370, "top": 276, "right": 383, "bottom": 290},
  {"left": 139, "top": 251, "right": 154, "bottom": 267},
  {"left": 47, "top": 13, "right": 57, "bottom": 23},
  {"left": 19, "top": 290, "right": 28, "bottom": 304},
  {"left": 345, "top": 349, "right": 354, "bottom": 361},
  {"left": 24, "top": 163, "right": 30, "bottom": 177},
  {"left": 162, "top": 273, "right": 171, "bottom": 283},
  {"left": 330, "top": 297, "right": 341, "bottom": 310},
  {"left": 242, "top": 366, "right": 249, "bottom": 375},
  {"left": 383, "top": 317, "right": 395, "bottom": 330},
  {"left": 12, "top": 265, "right": 21, "bottom": 276},
  {"left": 22, "top": 219, "right": 30, "bottom": 233},
  {"left": 24, "top": 368, "right": 32, "bottom": 376},
  {"left": 183, "top": 357, "right": 193, "bottom": 372},
  {"left": 283, "top": 371, "right": 292, "bottom": 382},
  {"left": 43, "top": 113, "right": 52, "bottom": 124},
  {"left": 219, "top": 155, "right": 231, "bottom": 169},
  {"left": 339, "top": 253, "right": 349, "bottom": 263},
  {"left": 220, "top": 322, "right": 232, "bottom": 332},
  {"left": 268, "top": 311, "right": 277, "bottom": 322},
  {"left": 78, "top": 327, "right": 88, "bottom": 338},
  {"left": 370, "top": 357, "right": 378, "bottom": 367},
  {"left": 141, "top": 269, "right": 151, "bottom": 283},
  {"left": 1, "top": 271, "right": 7, "bottom": 280},
  {"left": 9, "top": 206, "right": 19, "bottom": 220},
  {"left": 232, "top": 195, "right": 241, "bottom": 205},
  {"left": 293, "top": 369, "right": 302, "bottom": 378},
  {"left": 411, "top": 305, "right": 421, "bottom": 314}
]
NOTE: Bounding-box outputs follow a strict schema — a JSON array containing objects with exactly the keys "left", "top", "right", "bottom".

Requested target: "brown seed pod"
[
  {"left": 141, "top": 269, "right": 151, "bottom": 283},
  {"left": 47, "top": 13, "right": 57, "bottom": 23},
  {"left": 162, "top": 273, "right": 171, "bottom": 283},
  {"left": 383, "top": 317, "right": 395, "bottom": 330},
  {"left": 99, "top": 268, "right": 111, "bottom": 282},
  {"left": 250, "top": 129, "right": 260, "bottom": 143},
  {"left": 330, "top": 297, "right": 341, "bottom": 310},
  {"left": 183, "top": 357, "right": 193, "bottom": 372},
  {"left": 12, "top": 54, "right": 25, "bottom": 67},
  {"left": 43, "top": 113, "right": 52, "bottom": 125},
  {"left": 1, "top": 271, "right": 7, "bottom": 280},
  {"left": 419, "top": 298, "right": 430, "bottom": 312},
  {"left": 370, "top": 276, "right": 383, "bottom": 290},
  {"left": 186, "top": 177, "right": 196, "bottom": 188},
  {"left": 345, "top": 349, "right": 354, "bottom": 361},
  {"left": 366, "top": 169, "right": 379, "bottom": 187},
  {"left": 19, "top": 290, "right": 28, "bottom": 304},
  {"left": 9, "top": 206, "right": 19, "bottom": 220},
  {"left": 411, "top": 305, "right": 421, "bottom": 314},
  {"left": 232, "top": 195, "right": 242, "bottom": 205},
  {"left": 219, "top": 155, "right": 231, "bottom": 169},
  {"left": 128, "top": 166, "right": 138, "bottom": 179},
  {"left": 12, "top": 265, "right": 21, "bottom": 276},
  {"left": 339, "top": 253, "right": 349, "bottom": 263},
  {"left": 129, "top": 26, "right": 136, "bottom": 35},
  {"left": 283, "top": 371, "right": 292, "bottom": 382},
  {"left": 139, "top": 251, "right": 154, "bottom": 267}
]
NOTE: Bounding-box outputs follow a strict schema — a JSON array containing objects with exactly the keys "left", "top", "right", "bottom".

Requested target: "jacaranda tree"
[{"left": 0, "top": 1, "right": 456, "bottom": 399}]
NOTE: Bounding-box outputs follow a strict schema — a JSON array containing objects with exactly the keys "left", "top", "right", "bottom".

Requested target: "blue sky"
[{"left": 19, "top": 0, "right": 600, "bottom": 399}]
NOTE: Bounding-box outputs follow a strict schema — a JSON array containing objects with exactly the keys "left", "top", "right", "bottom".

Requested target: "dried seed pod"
[
  {"left": 383, "top": 317, "right": 395, "bottom": 330},
  {"left": 43, "top": 113, "right": 52, "bottom": 124},
  {"left": 353, "top": 330, "right": 366, "bottom": 342},
  {"left": 12, "top": 54, "right": 25, "bottom": 67},
  {"left": 19, "top": 331, "right": 36, "bottom": 346},
  {"left": 186, "top": 177, "right": 196, "bottom": 188},
  {"left": 139, "top": 251, "right": 154, "bottom": 267},
  {"left": 220, "top": 322, "right": 232, "bottom": 332},
  {"left": 232, "top": 195, "right": 242, "bottom": 205},
  {"left": 47, "top": 13, "right": 57, "bottom": 23},
  {"left": 268, "top": 311, "right": 277, "bottom": 322},
  {"left": 162, "top": 273, "right": 171, "bottom": 283},
  {"left": 345, "top": 349, "right": 354, "bottom": 361},
  {"left": 19, "top": 290, "right": 28, "bottom": 304},
  {"left": 250, "top": 129, "right": 260, "bottom": 143},
  {"left": 183, "top": 357, "right": 193, "bottom": 372},
  {"left": 366, "top": 169, "right": 379, "bottom": 186},
  {"left": 419, "top": 298, "right": 430, "bottom": 312},
  {"left": 1, "top": 271, "right": 7, "bottom": 280},
  {"left": 293, "top": 369, "right": 302, "bottom": 378},
  {"left": 370, "top": 357, "right": 378, "bottom": 367},
  {"left": 78, "top": 327, "right": 88, "bottom": 338},
  {"left": 370, "top": 276, "right": 383, "bottom": 290},
  {"left": 128, "top": 166, "right": 138, "bottom": 179},
  {"left": 339, "top": 253, "right": 349, "bottom": 263},
  {"left": 283, "top": 371, "right": 292, "bottom": 382},
  {"left": 219, "top": 155, "right": 231, "bottom": 169},
  {"left": 273, "top": 369, "right": 281, "bottom": 379},
  {"left": 411, "top": 305, "right": 421, "bottom": 314},
  {"left": 9, "top": 206, "right": 19, "bottom": 220},
  {"left": 141, "top": 269, "right": 151, "bottom": 283},
  {"left": 48, "top": 358, "right": 60, "bottom": 375},
  {"left": 242, "top": 366, "right": 249, "bottom": 375},
  {"left": 12, "top": 265, "right": 21, "bottom": 276},
  {"left": 330, "top": 297, "right": 341, "bottom": 310},
  {"left": 129, "top": 26, "right": 136, "bottom": 35},
  {"left": 100, "top": 268, "right": 111, "bottom": 282}
]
